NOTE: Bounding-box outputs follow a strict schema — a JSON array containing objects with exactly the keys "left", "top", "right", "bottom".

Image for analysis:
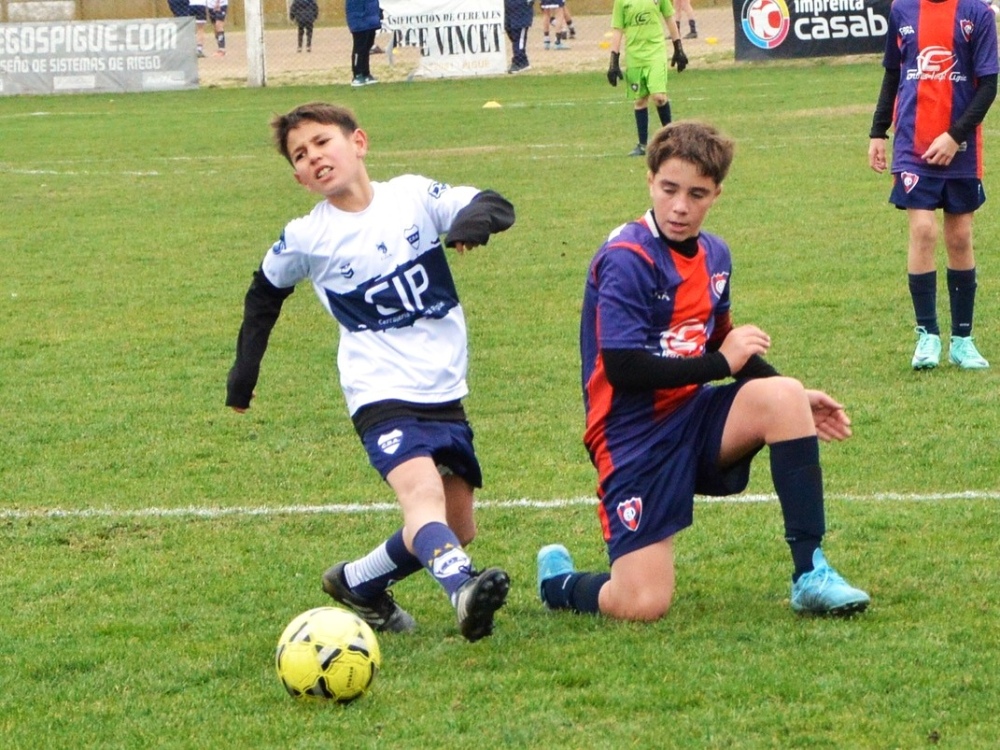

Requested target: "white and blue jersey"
[{"left": 260, "top": 175, "right": 480, "bottom": 416}]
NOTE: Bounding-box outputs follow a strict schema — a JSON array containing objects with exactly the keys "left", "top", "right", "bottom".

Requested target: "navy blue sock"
[
  {"left": 655, "top": 101, "right": 672, "bottom": 127},
  {"left": 770, "top": 436, "right": 826, "bottom": 580},
  {"left": 947, "top": 267, "right": 977, "bottom": 337},
  {"left": 908, "top": 271, "right": 939, "bottom": 334},
  {"left": 634, "top": 108, "right": 649, "bottom": 146},
  {"left": 346, "top": 528, "right": 424, "bottom": 599},
  {"left": 411, "top": 521, "right": 472, "bottom": 600},
  {"left": 542, "top": 572, "right": 609, "bottom": 614}
]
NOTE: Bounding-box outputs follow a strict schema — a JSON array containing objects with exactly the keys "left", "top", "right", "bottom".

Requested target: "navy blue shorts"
[
  {"left": 209, "top": 6, "right": 227, "bottom": 22},
  {"left": 890, "top": 173, "right": 985, "bottom": 214},
  {"left": 598, "top": 381, "right": 760, "bottom": 563},
  {"left": 361, "top": 418, "right": 483, "bottom": 488}
]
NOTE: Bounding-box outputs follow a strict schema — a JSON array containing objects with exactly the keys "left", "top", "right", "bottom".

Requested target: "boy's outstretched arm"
[
  {"left": 226, "top": 268, "right": 295, "bottom": 412},
  {"left": 444, "top": 190, "right": 515, "bottom": 252}
]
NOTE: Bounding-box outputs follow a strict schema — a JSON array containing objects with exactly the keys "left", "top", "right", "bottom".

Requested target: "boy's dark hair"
[
  {"left": 271, "top": 102, "right": 359, "bottom": 164},
  {"left": 646, "top": 121, "right": 735, "bottom": 185}
]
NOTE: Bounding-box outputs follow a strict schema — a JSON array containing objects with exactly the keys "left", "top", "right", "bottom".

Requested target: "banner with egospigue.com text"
[
  {"left": 380, "top": 0, "right": 506, "bottom": 79},
  {"left": 0, "top": 17, "right": 198, "bottom": 96},
  {"left": 733, "top": 0, "right": 891, "bottom": 61}
]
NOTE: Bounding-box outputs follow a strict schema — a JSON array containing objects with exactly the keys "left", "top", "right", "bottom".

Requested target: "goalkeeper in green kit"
[{"left": 607, "top": 0, "right": 688, "bottom": 157}]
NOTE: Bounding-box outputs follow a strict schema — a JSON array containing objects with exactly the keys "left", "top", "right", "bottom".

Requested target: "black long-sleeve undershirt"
[
  {"left": 226, "top": 268, "right": 294, "bottom": 409},
  {"left": 444, "top": 190, "right": 515, "bottom": 247},
  {"left": 871, "top": 69, "right": 997, "bottom": 146}
]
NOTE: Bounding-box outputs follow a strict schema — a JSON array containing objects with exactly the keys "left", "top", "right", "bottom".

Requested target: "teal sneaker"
[
  {"left": 911, "top": 326, "right": 941, "bottom": 370},
  {"left": 537, "top": 544, "right": 575, "bottom": 606},
  {"left": 949, "top": 336, "right": 989, "bottom": 369},
  {"left": 790, "top": 548, "right": 870, "bottom": 616}
]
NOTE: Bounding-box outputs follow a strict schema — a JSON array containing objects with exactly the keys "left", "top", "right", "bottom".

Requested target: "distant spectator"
[
  {"left": 346, "top": 0, "right": 381, "bottom": 86},
  {"left": 290, "top": 0, "right": 319, "bottom": 53},
  {"left": 676, "top": 0, "right": 698, "bottom": 38},
  {"left": 540, "top": 0, "right": 570, "bottom": 50},
  {"left": 209, "top": 0, "right": 228, "bottom": 57},
  {"left": 188, "top": 0, "right": 208, "bottom": 57},
  {"left": 168, "top": 0, "right": 190, "bottom": 18},
  {"left": 504, "top": 0, "right": 533, "bottom": 73}
]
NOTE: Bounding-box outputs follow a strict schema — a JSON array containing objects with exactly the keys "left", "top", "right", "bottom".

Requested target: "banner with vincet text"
[{"left": 380, "top": 0, "right": 506, "bottom": 79}]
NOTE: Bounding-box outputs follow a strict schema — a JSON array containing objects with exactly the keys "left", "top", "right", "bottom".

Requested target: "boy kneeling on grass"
[{"left": 538, "top": 121, "right": 870, "bottom": 621}]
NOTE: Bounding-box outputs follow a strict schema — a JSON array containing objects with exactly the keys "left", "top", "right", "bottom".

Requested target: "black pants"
[
  {"left": 506, "top": 26, "right": 529, "bottom": 67},
  {"left": 296, "top": 22, "right": 313, "bottom": 49},
  {"left": 351, "top": 28, "right": 377, "bottom": 77}
]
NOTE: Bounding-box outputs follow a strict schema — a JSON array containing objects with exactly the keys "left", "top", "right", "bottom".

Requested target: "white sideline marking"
[{"left": 1, "top": 491, "right": 998, "bottom": 521}]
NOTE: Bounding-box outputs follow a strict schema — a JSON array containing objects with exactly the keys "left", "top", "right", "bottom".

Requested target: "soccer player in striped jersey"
[
  {"left": 226, "top": 103, "right": 515, "bottom": 642},
  {"left": 537, "top": 122, "right": 870, "bottom": 621},
  {"left": 869, "top": 0, "right": 998, "bottom": 369}
]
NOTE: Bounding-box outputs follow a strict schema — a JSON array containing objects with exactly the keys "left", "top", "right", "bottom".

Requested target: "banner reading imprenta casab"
[
  {"left": 0, "top": 17, "right": 197, "bottom": 96},
  {"left": 380, "top": 0, "right": 506, "bottom": 78},
  {"left": 733, "top": 0, "right": 890, "bottom": 61}
]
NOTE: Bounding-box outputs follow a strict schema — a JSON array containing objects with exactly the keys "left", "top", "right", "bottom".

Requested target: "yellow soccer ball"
[{"left": 275, "top": 607, "right": 381, "bottom": 703}]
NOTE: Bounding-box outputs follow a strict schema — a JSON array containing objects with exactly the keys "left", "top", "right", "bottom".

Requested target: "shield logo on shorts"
[
  {"left": 901, "top": 171, "right": 919, "bottom": 193},
  {"left": 616, "top": 496, "right": 642, "bottom": 532}
]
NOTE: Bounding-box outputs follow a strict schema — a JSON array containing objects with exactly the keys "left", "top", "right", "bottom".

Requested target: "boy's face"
[
  {"left": 286, "top": 120, "right": 368, "bottom": 201},
  {"left": 647, "top": 156, "right": 722, "bottom": 242}
]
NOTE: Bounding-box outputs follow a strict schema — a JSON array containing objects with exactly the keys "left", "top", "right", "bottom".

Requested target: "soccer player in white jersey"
[{"left": 226, "top": 103, "right": 516, "bottom": 642}]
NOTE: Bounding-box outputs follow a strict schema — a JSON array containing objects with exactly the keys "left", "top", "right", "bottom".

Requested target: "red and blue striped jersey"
[
  {"left": 581, "top": 211, "right": 732, "bottom": 483},
  {"left": 884, "top": 0, "right": 999, "bottom": 178}
]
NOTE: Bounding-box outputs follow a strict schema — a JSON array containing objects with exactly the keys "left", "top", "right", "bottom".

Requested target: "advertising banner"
[
  {"left": 0, "top": 17, "right": 198, "bottom": 96},
  {"left": 733, "top": 0, "right": 891, "bottom": 61},
  {"left": 380, "top": 0, "right": 506, "bottom": 79}
]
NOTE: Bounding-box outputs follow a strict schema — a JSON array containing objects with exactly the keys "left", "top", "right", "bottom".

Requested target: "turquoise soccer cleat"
[
  {"left": 537, "top": 544, "right": 576, "bottom": 606},
  {"left": 949, "top": 336, "right": 989, "bottom": 369},
  {"left": 911, "top": 326, "right": 941, "bottom": 370},
  {"left": 790, "top": 548, "right": 870, "bottom": 616}
]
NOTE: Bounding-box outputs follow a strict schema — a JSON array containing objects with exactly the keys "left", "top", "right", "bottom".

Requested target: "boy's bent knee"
[{"left": 602, "top": 583, "right": 673, "bottom": 621}]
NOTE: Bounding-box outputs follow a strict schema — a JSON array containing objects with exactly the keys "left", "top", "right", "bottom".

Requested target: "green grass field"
[{"left": 2, "top": 63, "right": 1000, "bottom": 748}]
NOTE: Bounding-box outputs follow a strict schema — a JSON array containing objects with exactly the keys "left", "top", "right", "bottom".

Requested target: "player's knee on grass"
[{"left": 602, "top": 579, "right": 674, "bottom": 621}]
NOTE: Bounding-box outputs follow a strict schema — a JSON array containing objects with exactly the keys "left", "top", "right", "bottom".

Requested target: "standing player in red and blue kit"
[
  {"left": 536, "top": 122, "right": 870, "bottom": 621},
  {"left": 869, "top": 0, "right": 998, "bottom": 370}
]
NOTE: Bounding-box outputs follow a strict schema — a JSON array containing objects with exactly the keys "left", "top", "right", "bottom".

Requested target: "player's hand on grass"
[
  {"left": 868, "top": 138, "right": 887, "bottom": 173},
  {"left": 671, "top": 40, "right": 688, "bottom": 73},
  {"left": 718, "top": 324, "right": 771, "bottom": 374},
  {"left": 607, "top": 52, "right": 623, "bottom": 87},
  {"left": 805, "top": 390, "right": 852, "bottom": 442}
]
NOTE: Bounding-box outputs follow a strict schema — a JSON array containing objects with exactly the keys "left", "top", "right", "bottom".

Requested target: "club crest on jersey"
[
  {"left": 617, "top": 497, "right": 642, "bottom": 531},
  {"left": 901, "top": 171, "right": 919, "bottom": 193},
  {"left": 710, "top": 272, "right": 729, "bottom": 298},
  {"left": 405, "top": 224, "right": 420, "bottom": 249},
  {"left": 961, "top": 19, "right": 974, "bottom": 42},
  {"left": 377, "top": 428, "right": 403, "bottom": 455},
  {"left": 427, "top": 181, "right": 450, "bottom": 199}
]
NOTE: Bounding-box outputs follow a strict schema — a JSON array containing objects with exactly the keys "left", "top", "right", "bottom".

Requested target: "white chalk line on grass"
[{"left": 1, "top": 491, "right": 998, "bottom": 521}]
